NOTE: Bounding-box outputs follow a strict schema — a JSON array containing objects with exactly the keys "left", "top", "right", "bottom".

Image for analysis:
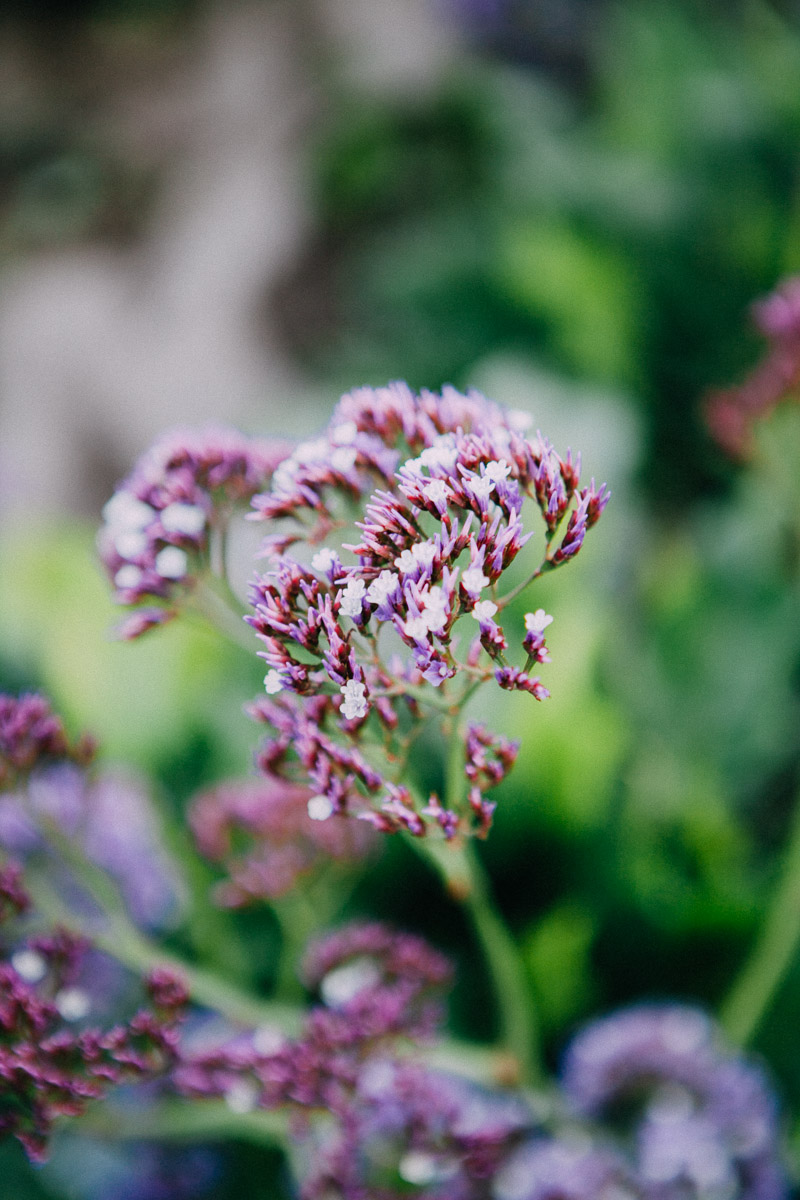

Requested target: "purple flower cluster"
[
  {"left": 561, "top": 1005, "right": 786, "bottom": 1200},
  {"left": 247, "top": 383, "right": 607, "bottom": 838},
  {"left": 98, "top": 426, "right": 291, "bottom": 638},
  {"left": 167, "top": 912, "right": 786, "bottom": 1200},
  {"left": 0, "top": 862, "right": 187, "bottom": 1162},
  {"left": 175, "top": 923, "right": 453, "bottom": 1115},
  {"left": 0, "top": 693, "right": 95, "bottom": 790},
  {"left": 705, "top": 276, "right": 800, "bottom": 459},
  {"left": 188, "top": 773, "right": 375, "bottom": 906}
]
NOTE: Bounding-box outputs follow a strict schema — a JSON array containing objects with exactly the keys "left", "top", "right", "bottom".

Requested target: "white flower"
[
  {"left": 320, "top": 957, "right": 382, "bottom": 1008},
  {"left": 461, "top": 565, "right": 490, "bottom": 596},
  {"left": 420, "top": 436, "right": 458, "bottom": 471},
  {"left": 420, "top": 586, "right": 448, "bottom": 633},
  {"left": 225, "top": 1079, "right": 259, "bottom": 1114},
  {"left": 11, "top": 949, "right": 47, "bottom": 983},
  {"left": 340, "top": 680, "right": 368, "bottom": 720},
  {"left": 295, "top": 437, "right": 330, "bottom": 464},
  {"left": 484, "top": 459, "right": 512, "bottom": 484},
  {"left": 338, "top": 577, "right": 367, "bottom": 618},
  {"left": 366, "top": 570, "right": 399, "bottom": 605},
  {"left": 154, "top": 546, "right": 189, "bottom": 579},
  {"left": 264, "top": 670, "right": 284, "bottom": 694},
  {"left": 524, "top": 609, "right": 553, "bottom": 634},
  {"left": 55, "top": 987, "right": 91, "bottom": 1022},
  {"left": 423, "top": 479, "right": 450, "bottom": 506},
  {"left": 102, "top": 491, "right": 154, "bottom": 531},
  {"left": 160, "top": 502, "right": 206, "bottom": 536},
  {"left": 465, "top": 474, "right": 496, "bottom": 501},
  {"left": 471, "top": 600, "right": 498, "bottom": 622},
  {"left": 307, "top": 794, "right": 334, "bottom": 821},
  {"left": 114, "top": 530, "right": 148, "bottom": 559},
  {"left": 312, "top": 547, "right": 337, "bottom": 573},
  {"left": 508, "top": 409, "right": 533, "bottom": 431},
  {"left": 397, "top": 549, "right": 417, "bottom": 574},
  {"left": 404, "top": 615, "right": 429, "bottom": 641},
  {"left": 411, "top": 540, "right": 437, "bottom": 568},
  {"left": 331, "top": 446, "right": 358, "bottom": 474},
  {"left": 114, "top": 564, "right": 144, "bottom": 590},
  {"left": 330, "top": 420, "right": 358, "bottom": 445}
]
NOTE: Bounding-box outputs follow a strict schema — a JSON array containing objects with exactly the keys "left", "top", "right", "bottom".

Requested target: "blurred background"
[{"left": 2, "top": 0, "right": 800, "bottom": 1195}]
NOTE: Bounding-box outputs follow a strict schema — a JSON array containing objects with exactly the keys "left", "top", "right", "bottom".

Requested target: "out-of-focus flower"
[
  {"left": 98, "top": 426, "right": 291, "bottom": 637},
  {"left": 561, "top": 1004, "right": 787, "bottom": 1200},
  {"left": 188, "top": 774, "right": 375, "bottom": 907},
  {"left": 0, "top": 693, "right": 95, "bottom": 790},
  {"left": 705, "top": 277, "right": 800, "bottom": 459},
  {"left": 0, "top": 862, "right": 187, "bottom": 1162}
]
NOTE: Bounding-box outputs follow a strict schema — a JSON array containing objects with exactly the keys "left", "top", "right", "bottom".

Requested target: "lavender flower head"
[
  {"left": 188, "top": 774, "right": 375, "bottom": 906},
  {"left": 98, "top": 426, "right": 291, "bottom": 638},
  {"left": 247, "top": 382, "right": 608, "bottom": 839},
  {"left": 0, "top": 693, "right": 95, "bottom": 790},
  {"left": 561, "top": 1004, "right": 787, "bottom": 1200}
]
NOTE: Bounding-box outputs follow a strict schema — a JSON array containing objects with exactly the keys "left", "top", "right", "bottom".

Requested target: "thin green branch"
[{"left": 720, "top": 783, "right": 800, "bottom": 1045}]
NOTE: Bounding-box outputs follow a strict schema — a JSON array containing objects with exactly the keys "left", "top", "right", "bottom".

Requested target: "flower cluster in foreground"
[{"left": 245, "top": 382, "right": 608, "bottom": 838}]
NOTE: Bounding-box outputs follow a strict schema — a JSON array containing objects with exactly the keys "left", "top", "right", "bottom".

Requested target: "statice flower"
[
  {"left": 300, "top": 1058, "right": 532, "bottom": 1200},
  {"left": 705, "top": 276, "right": 800, "bottom": 459},
  {"left": 0, "top": 696, "right": 180, "bottom": 930},
  {"left": 188, "top": 774, "right": 375, "bottom": 907},
  {"left": 247, "top": 383, "right": 607, "bottom": 838},
  {"left": 0, "top": 693, "right": 95, "bottom": 790},
  {"left": 561, "top": 1005, "right": 787, "bottom": 1200},
  {"left": 0, "top": 863, "right": 187, "bottom": 1162},
  {"left": 98, "top": 426, "right": 291, "bottom": 637},
  {"left": 493, "top": 1135, "right": 636, "bottom": 1200}
]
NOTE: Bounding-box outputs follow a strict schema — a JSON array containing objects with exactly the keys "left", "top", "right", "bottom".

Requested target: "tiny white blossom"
[
  {"left": 225, "top": 1079, "right": 259, "bottom": 1114},
  {"left": 11, "top": 949, "right": 47, "bottom": 983},
  {"left": 423, "top": 479, "right": 450, "bottom": 506},
  {"left": 330, "top": 446, "right": 358, "bottom": 474},
  {"left": 397, "top": 549, "right": 417, "bottom": 574},
  {"left": 102, "top": 492, "right": 154, "bottom": 531},
  {"left": 339, "top": 577, "right": 367, "bottom": 618},
  {"left": 403, "top": 615, "right": 429, "bottom": 641},
  {"left": 154, "top": 546, "right": 189, "bottom": 579},
  {"left": 264, "top": 670, "right": 284, "bottom": 694},
  {"left": 411, "top": 541, "right": 437, "bottom": 568},
  {"left": 420, "top": 436, "right": 458, "bottom": 471},
  {"left": 295, "top": 437, "right": 330, "bottom": 464},
  {"left": 465, "top": 474, "right": 496, "bottom": 501},
  {"left": 461, "top": 565, "right": 490, "bottom": 596},
  {"left": 160, "top": 502, "right": 206, "bottom": 536},
  {"left": 508, "top": 409, "right": 533, "bottom": 431},
  {"left": 366, "top": 570, "right": 399, "bottom": 605},
  {"left": 320, "top": 957, "right": 382, "bottom": 1009},
  {"left": 55, "top": 987, "right": 91, "bottom": 1022},
  {"left": 484, "top": 459, "right": 512, "bottom": 484},
  {"left": 114, "top": 564, "right": 144, "bottom": 590},
  {"left": 340, "top": 680, "right": 368, "bottom": 720},
  {"left": 399, "top": 1151, "right": 458, "bottom": 1187},
  {"left": 524, "top": 609, "right": 554, "bottom": 634},
  {"left": 312, "top": 547, "right": 337, "bottom": 573},
  {"left": 252, "top": 1026, "right": 287, "bottom": 1055},
  {"left": 471, "top": 600, "right": 498, "bottom": 622},
  {"left": 421, "top": 586, "right": 448, "bottom": 633},
  {"left": 330, "top": 420, "right": 358, "bottom": 445},
  {"left": 114, "top": 530, "right": 148, "bottom": 560},
  {"left": 307, "top": 794, "right": 334, "bottom": 821}
]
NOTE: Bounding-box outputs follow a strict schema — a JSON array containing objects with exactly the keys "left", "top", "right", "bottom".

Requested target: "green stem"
[
  {"left": 189, "top": 578, "right": 255, "bottom": 654},
  {"left": 26, "top": 860, "right": 302, "bottom": 1036},
  {"left": 720, "top": 784, "right": 800, "bottom": 1045},
  {"left": 78, "top": 1099, "right": 290, "bottom": 1147}
]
